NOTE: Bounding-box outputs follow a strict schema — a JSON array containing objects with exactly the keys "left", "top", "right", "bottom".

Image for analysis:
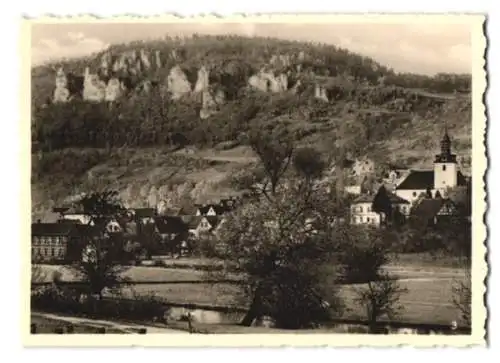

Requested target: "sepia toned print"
[{"left": 22, "top": 14, "right": 487, "bottom": 347}]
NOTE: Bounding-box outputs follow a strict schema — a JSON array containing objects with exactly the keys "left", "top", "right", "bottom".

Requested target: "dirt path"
[{"left": 31, "top": 312, "right": 188, "bottom": 334}]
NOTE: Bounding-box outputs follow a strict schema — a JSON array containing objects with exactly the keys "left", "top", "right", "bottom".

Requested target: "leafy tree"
[
  {"left": 246, "top": 125, "right": 295, "bottom": 197},
  {"left": 213, "top": 132, "right": 345, "bottom": 329},
  {"left": 339, "top": 227, "right": 408, "bottom": 333},
  {"left": 68, "top": 191, "right": 131, "bottom": 300},
  {"left": 372, "top": 185, "right": 392, "bottom": 225}
]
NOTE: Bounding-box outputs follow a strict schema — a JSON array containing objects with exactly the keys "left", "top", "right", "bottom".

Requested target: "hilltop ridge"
[{"left": 30, "top": 35, "right": 472, "bottom": 221}]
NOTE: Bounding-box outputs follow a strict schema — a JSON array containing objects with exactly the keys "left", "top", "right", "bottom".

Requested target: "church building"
[{"left": 395, "top": 129, "right": 468, "bottom": 204}]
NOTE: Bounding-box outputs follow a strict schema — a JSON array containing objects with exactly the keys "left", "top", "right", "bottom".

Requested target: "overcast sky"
[{"left": 31, "top": 22, "right": 472, "bottom": 75}]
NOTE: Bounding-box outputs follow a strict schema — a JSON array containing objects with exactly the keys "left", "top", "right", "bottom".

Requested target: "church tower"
[{"left": 434, "top": 126, "right": 458, "bottom": 190}]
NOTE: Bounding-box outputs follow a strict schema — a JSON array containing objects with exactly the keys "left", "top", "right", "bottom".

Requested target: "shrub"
[{"left": 31, "top": 286, "right": 170, "bottom": 323}]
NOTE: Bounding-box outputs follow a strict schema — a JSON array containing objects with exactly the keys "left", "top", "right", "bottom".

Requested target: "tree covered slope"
[{"left": 30, "top": 35, "right": 472, "bottom": 220}]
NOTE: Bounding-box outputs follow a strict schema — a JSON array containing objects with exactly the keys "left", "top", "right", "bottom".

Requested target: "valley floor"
[{"left": 34, "top": 254, "right": 469, "bottom": 328}]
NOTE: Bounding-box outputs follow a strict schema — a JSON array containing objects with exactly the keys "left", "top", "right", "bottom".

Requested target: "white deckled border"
[{"left": 20, "top": 13, "right": 488, "bottom": 348}]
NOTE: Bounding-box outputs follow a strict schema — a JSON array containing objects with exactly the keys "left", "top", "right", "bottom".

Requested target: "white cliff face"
[
  {"left": 53, "top": 68, "right": 70, "bottom": 103},
  {"left": 194, "top": 66, "right": 210, "bottom": 93},
  {"left": 314, "top": 84, "right": 329, "bottom": 102},
  {"left": 248, "top": 70, "right": 288, "bottom": 93},
  {"left": 140, "top": 49, "right": 151, "bottom": 70},
  {"left": 105, "top": 77, "right": 124, "bottom": 102},
  {"left": 155, "top": 50, "right": 162, "bottom": 69},
  {"left": 167, "top": 65, "right": 192, "bottom": 100},
  {"left": 83, "top": 67, "right": 106, "bottom": 102}
]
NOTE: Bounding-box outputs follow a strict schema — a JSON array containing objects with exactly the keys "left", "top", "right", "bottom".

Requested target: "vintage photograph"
[{"left": 24, "top": 14, "right": 487, "bottom": 346}]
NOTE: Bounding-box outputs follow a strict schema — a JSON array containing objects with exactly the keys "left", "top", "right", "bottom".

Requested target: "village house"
[
  {"left": 395, "top": 129, "right": 468, "bottom": 205},
  {"left": 130, "top": 208, "right": 157, "bottom": 224},
  {"left": 195, "top": 198, "right": 237, "bottom": 216},
  {"left": 187, "top": 216, "right": 224, "bottom": 238},
  {"left": 410, "top": 197, "right": 462, "bottom": 227},
  {"left": 154, "top": 216, "right": 188, "bottom": 243},
  {"left": 350, "top": 192, "right": 411, "bottom": 226},
  {"left": 31, "top": 221, "right": 97, "bottom": 263}
]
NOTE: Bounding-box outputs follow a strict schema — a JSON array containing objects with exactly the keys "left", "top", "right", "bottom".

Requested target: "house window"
[
  {"left": 43, "top": 248, "right": 48, "bottom": 256},
  {"left": 366, "top": 217, "right": 370, "bottom": 223},
  {"left": 442, "top": 165, "right": 446, "bottom": 171},
  {"left": 412, "top": 192, "right": 417, "bottom": 197},
  {"left": 51, "top": 248, "right": 55, "bottom": 257},
  {"left": 359, "top": 206, "right": 364, "bottom": 213}
]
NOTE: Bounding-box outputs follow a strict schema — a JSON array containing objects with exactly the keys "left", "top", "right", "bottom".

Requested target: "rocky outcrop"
[
  {"left": 200, "top": 88, "right": 225, "bottom": 119},
  {"left": 248, "top": 69, "right": 288, "bottom": 93},
  {"left": 83, "top": 67, "right": 106, "bottom": 102},
  {"left": 53, "top": 67, "right": 70, "bottom": 103},
  {"left": 105, "top": 77, "right": 124, "bottom": 102},
  {"left": 167, "top": 65, "right": 192, "bottom": 100},
  {"left": 314, "top": 84, "right": 329, "bottom": 102},
  {"left": 194, "top": 66, "right": 210, "bottom": 93},
  {"left": 140, "top": 49, "right": 151, "bottom": 70},
  {"left": 155, "top": 50, "right": 162, "bottom": 69},
  {"left": 270, "top": 53, "right": 291, "bottom": 68}
]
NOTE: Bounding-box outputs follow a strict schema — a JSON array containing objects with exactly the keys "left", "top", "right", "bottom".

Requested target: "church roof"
[
  {"left": 396, "top": 171, "right": 434, "bottom": 190},
  {"left": 395, "top": 170, "right": 468, "bottom": 191}
]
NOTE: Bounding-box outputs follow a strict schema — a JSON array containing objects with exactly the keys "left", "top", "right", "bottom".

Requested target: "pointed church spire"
[{"left": 435, "top": 123, "right": 457, "bottom": 163}]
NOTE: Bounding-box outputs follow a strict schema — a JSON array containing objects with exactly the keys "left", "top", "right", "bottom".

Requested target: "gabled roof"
[
  {"left": 132, "top": 208, "right": 157, "bottom": 218},
  {"left": 154, "top": 216, "right": 188, "bottom": 234},
  {"left": 197, "top": 204, "right": 228, "bottom": 215},
  {"left": 396, "top": 170, "right": 434, "bottom": 190},
  {"left": 185, "top": 216, "right": 203, "bottom": 229},
  {"left": 411, "top": 198, "right": 444, "bottom": 219},
  {"left": 411, "top": 198, "right": 460, "bottom": 219},
  {"left": 32, "top": 223, "right": 76, "bottom": 236},
  {"left": 396, "top": 170, "right": 468, "bottom": 190}
]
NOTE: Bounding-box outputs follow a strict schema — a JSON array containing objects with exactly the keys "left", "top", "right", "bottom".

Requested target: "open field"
[
  {"left": 115, "top": 276, "right": 463, "bottom": 326},
  {"left": 34, "top": 254, "right": 468, "bottom": 326}
]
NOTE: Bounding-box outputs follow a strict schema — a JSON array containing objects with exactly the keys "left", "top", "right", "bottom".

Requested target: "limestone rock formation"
[
  {"left": 166, "top": 65, "right": 192, "bottom": 100},
  {"left": 105, "top": 77, "right": 124, "bottom": 102},
  {"left": 200, "top": 88, "right": 225, "bottom": 119},
  {"left": 83, "top": 67, "right": 106, "bottom": 102},
  {"left": 140, "top": 49, "right": 151, "bottom": 70},
  {"left": 248, "top": 69, "right": 288, "bottom": 93},
  {"left": 194, "top": 66, "right": 210, "bottom": 93},
  {"left": 155, "top": 50, "right": 162, "bottom": 69},
  {"left": 53, "top": 67, "right": 70, "bottom": 103},
  {"left": 270, "top": 54, "right": 291, "bottom": 68},
  {"left": 314, "top": 84, "right": 329, "bottom": 102},
  {"left": 112, "top": 56, "right": 126, "bottom": 73}
]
